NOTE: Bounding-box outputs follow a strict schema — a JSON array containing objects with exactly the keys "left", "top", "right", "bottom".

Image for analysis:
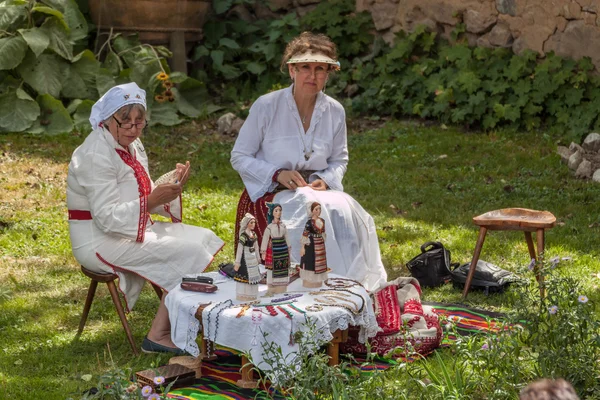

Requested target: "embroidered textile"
[{"left": 341, "top": 277, "right": 442, "bottom": 357}]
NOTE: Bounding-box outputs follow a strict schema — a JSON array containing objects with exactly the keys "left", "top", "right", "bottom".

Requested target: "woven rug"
[
  {"left": 167, "top": 303, "right": 506, "bottom": 399},
  {"left": 424, "top": 302, "right": 508, "bottom": 344}
]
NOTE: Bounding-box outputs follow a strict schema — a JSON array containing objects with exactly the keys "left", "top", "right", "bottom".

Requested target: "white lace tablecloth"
[{"left": 165, "top": 273, "right": 380, "bottom": 373}]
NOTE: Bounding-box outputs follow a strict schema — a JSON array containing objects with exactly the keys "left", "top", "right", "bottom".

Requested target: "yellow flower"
[
  {"left": 162, "top": 81, "right": 174, "bottom": 89},
  {"left": 157, "top": 72, "right": 169, "bottom": 81},
  {"left": 155, "top": 95, "right": 166, "bottom": 103}
]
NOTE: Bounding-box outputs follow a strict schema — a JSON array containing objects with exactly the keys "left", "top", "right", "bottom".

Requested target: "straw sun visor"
[{"left": 286, "top": 51, "right": 341, "bottom": 71}]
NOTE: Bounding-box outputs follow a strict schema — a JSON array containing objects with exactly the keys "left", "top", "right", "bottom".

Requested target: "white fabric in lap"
[{"left": 274, "top": 186, "right": 387, "bottom": 292}]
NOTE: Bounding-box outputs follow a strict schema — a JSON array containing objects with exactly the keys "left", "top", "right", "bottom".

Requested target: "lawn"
[{"left": 1, "top": 119, "right": 599, "bottom": 399}]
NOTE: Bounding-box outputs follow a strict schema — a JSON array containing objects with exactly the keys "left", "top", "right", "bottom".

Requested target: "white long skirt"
[
  {"left": 71, "top": 221, "right": 224, "bottom": 311},
  {"left": 273, "top": 187, "right": 387, "bottom": 292}
]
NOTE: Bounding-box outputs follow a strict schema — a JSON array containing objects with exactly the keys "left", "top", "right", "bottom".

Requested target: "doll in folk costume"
[
  {"left": 234, "top": 213, "right": 262, "bottom": 300},
  {"left": 260, "top": 203, "right": 291, "bottom": 295},
  {"left": 299, "top": 201, "right": 328, "bottom": 288}
]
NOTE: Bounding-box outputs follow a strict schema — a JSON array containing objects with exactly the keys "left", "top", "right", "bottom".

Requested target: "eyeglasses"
[
  {"left": 295, "top": 65, "right": 330, "bottom": 78},
  {"left": 113, "top": 116, "right": 147, "bottom": 130}
]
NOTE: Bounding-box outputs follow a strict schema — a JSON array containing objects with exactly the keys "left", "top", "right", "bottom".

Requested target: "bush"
[{"left": 0, "top": 0, "right": 211, "bottom": 134}]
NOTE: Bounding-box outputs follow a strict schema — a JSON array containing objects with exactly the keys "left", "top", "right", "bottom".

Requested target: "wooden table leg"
[
  {"left": 327, "top": 329, "right": 347, "bottom": 367},
  {"left": 462, "top": 227, "right": 487, "bottom": 299},
  {"left": 524, "top": 231, "right": 537, "bottom": 261},
  {"left": 536, "top": 228, "right": 546, "bottom": 298},
  {"left": 236, "top": 355, "right": 258, "bottom": 388}
]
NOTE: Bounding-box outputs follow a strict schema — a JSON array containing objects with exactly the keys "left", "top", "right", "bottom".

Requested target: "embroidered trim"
[{"left": 115, "top": 149, "right": 151, "bottom": 242}]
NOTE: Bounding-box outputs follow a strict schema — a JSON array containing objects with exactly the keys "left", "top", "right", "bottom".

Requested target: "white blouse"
[{"left": 230, "top": 86, "right": 348, "bottom": 202}]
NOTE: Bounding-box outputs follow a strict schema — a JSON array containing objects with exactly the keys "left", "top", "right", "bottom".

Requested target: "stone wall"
[
  {"left": 229, "top": 0, "right": 322, "bottom": 21},
  {"left": 357, "top": 0, "right": 600, "bottom": 69}
]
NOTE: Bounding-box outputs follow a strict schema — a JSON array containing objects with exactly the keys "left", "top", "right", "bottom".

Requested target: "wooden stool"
[
  {"left": 463, "top": 208, "right": 556, "bottom": 299},
  {"left": 77, "top": 266, "right": 163, "bottom": 355}
]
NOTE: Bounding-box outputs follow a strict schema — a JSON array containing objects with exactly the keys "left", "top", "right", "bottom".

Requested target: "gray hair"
[{"left": 102, "top": 103, "right": 146, "bottom": 126}]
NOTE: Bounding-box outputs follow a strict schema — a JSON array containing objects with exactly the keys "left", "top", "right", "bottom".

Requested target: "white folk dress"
[
  {"left": 67, "top": 128, "right": 225, "bottom": 311},
  {"left": 230, "top": 86, "right": 387, "bottom": 292}
]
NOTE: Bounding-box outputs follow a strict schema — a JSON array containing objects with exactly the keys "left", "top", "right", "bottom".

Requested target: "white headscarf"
[
  {"left": 239, "top": 213, "right": 256, "bottom": 235},
  {"left": 89, "top": 82, "right": 146, "bottom": 130}
]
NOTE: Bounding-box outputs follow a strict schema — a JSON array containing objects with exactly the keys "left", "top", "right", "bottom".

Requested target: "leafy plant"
[
  {"left": 191, "top": 0, "right": 375, "bottom": 106},
  {"left": 249, "top": 318, "right": 375, "bottom": 400},
  {"left": 0, "top": 0, "right": 214, "bottom": 134},
  {"left": 345, "top": 26, "right": 600, "bottom": 140}
]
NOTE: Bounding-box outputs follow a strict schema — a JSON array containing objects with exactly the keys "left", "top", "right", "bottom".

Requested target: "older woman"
[
  {"left": 230, "top": 32, "right": 387, "bottom": 291},
  {"left": 67, "top": 82, "right": 224, "bottom": 354}
]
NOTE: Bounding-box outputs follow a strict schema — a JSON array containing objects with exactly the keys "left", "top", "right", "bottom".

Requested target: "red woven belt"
[{"left": 68, "top": 210, "right": 92, "bottom": 220}]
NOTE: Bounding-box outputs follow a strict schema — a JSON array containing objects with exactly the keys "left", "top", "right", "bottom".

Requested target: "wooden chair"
[
  {"left": 462, "top": 208, "right": 556, "bottom": 299},
  {"left": 76, "top": 266, "right": 163, "bottom": 355}
]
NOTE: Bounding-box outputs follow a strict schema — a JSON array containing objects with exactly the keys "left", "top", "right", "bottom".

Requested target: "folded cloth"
[
  {"left": 341, "top": 277, "right": 442, "bottom": 357},
  {"left": 141, "top": 336, "right": 187, "bottom": 356}
]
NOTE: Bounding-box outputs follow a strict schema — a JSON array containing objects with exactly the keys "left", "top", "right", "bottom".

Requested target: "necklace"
[
  {"left": 297, "top": 128, "right": 315, "bottom": 161},
  {"left": 302, "top": 115, "right": 307, "bottom": 125}
]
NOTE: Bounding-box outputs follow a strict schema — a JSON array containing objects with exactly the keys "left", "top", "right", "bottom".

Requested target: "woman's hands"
[
  {"left": 148, "top": 184, "right": 182, "bottom": 210},
  {"left": 309, "top": 179, "right": 328, "bottom": 191},
  {"left": 234, "top": 263, "right": 240, "bottom": 272},
  {"left": 277, "top": 170, "right": 307, "bottom": 190},
  {"left": 300, "top": 245, "right": 305, "bottom": 257},
  {"left": 277, "top": 170, "right": 328, "bottom": 191},
  {"left": 176, "top": 161, "right": 191, "bottom": 186},
  {"left": 148, "top": 161, "right": 190, "bottom": 210}
]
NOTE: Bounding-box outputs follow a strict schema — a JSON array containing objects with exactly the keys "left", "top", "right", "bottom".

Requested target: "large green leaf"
[
  {"left": 62, "top": 0, "right": 88, "bottom": 42},
  {"left": 112, "top": 34, "right": 142, "bottom": 67},
  {"left": 246, "top": 62, "right": 266, "bottom": 75},
  {"left": 66, "top": 98, "right": 82, "bottom": 114},
  {"left": 18, "top": 28, "right": 50, "bottom": 58},
  {"left": 219, "top": 38, "right": 239, "bottom": 49},
  {"left": 0, "top": 36, "right": 28, "bottom": 70},
  {"left": 61, "top": 66, "right": 88, "bottom": 99},
  {"left": 171, "top": 87, "right": 200, "bottom": 118},
  {"left": 96, "top": 67, "right": 116, "bottom": 96},
  {"left": 27, "top": 93, "right": 73, "bottom": 134},
  {"left": 31, "top": 5, "right": 67, "bottom": 27},
  {"left": 168, "top": 72, "right": 188, "bottom": 84},
  {"left": 178, "top": 77, "right": 208, "bottom": 109},
  {"left": 213, "top": 0, "right": 233, "bottom": 14},
  {"left": 0, "top": 74, "right": 21, "bottom": 94},
  {"left": 0, "top": 89, "right": 41, "bottom": 132},
  {"left": 148, "top": 102, "right": 181, "bottom": 126},
  {"left": 103, "top": 50, "right": 122, "bottom": 76},
  {"left": 72, "top": 50, "right": 100, "bottom": 99},
  {"left": 211, "top": 50, "right": 224, "bottom": 67},
  {"left": 73, "top": 99, "right": 94, "bottom": 131},
  {"left": 17, "top": 51, "right": 67, "bottom": 98},
  {"left": 41, "top": 17, "right": 73, "bottom": 60},
  {"left": 0, "top": 2, "right": 28, "bottom": 32}
]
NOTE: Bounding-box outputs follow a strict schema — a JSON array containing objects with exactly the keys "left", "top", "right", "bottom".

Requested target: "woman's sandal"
[{"left": 141, "top": 336, "right": 187, "bottom": 356}]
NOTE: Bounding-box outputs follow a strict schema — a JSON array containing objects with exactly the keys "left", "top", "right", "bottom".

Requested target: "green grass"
[{"left": 1, "top": 120, "right": 599, "bottom": 399}]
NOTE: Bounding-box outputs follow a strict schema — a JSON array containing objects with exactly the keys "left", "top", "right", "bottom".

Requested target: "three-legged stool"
[{"left": 463, "top": 208, "right": 556, "bottom": 299}]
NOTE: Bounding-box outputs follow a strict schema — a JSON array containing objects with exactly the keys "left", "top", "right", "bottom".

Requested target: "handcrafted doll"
[
  {"left": 299, "top": 201, "right": 328, "bottom": 288},
  {"left": 260, "top": 203, "right": 291, "bottom": 295},
  {"left": 234, "top": 213, "right": 261, "bottom": 300}
]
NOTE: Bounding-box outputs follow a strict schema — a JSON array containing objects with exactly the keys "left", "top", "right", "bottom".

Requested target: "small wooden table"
[
  {"left": 463, "top": 207, "right": 556, "bottom": 298},
  {"left": 194, "top": 305, "right": 349, "bottom": 388}
]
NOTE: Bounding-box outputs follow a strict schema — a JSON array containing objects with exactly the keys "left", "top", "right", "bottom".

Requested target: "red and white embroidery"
[{"left": 115, "top": 149, "right": 151, "bottom": 242}]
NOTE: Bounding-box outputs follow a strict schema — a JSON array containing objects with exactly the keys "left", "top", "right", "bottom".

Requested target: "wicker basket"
[{"left": 169, "top": 355, "right": 202, "bottom": 379}]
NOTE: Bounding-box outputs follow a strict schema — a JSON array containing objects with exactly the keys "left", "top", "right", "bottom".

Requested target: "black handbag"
[
  {"left": 405, "top": 242, "right": 453, "bottom": 287},
  {"left": 450, "top": 260, "right": 521, "bottom": 295}
]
